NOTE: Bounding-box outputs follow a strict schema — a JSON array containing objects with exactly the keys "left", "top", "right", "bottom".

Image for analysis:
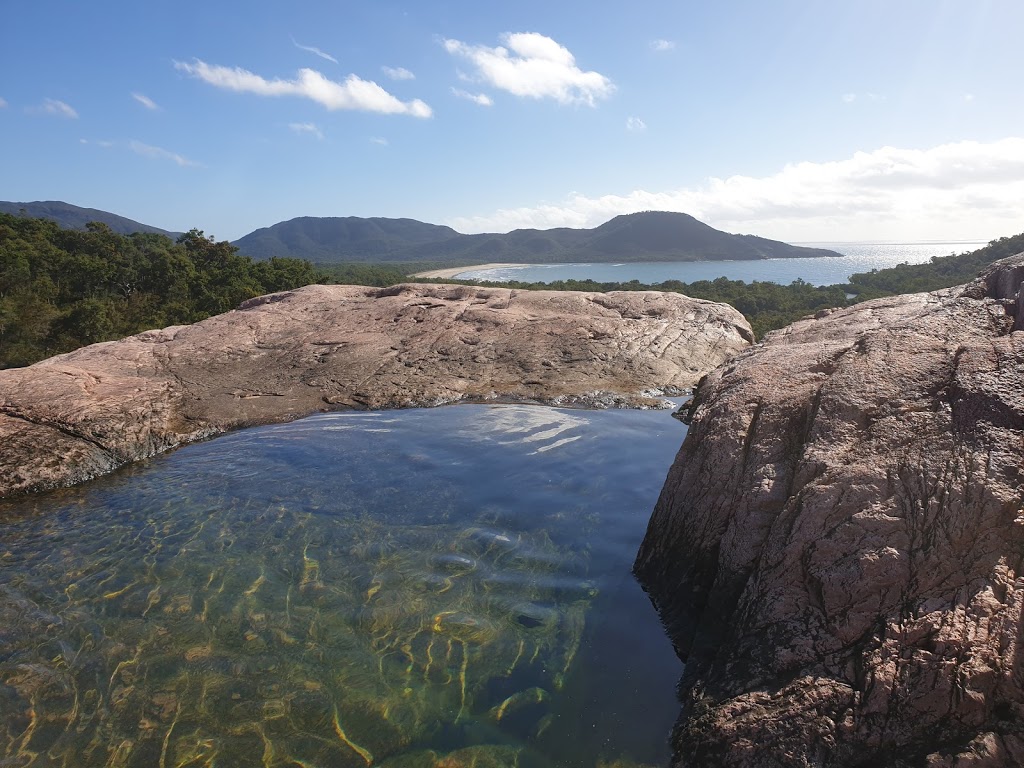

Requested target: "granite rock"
[
  {"left": 0, "top": 283, "right": 751, "bottom": 498},
  {"left": 635, "top": 255, "right": 1024, "bottom": 767}
]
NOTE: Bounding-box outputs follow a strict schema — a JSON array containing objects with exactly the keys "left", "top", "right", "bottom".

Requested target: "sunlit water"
[
  {"left": 455, "top": 241, "right": 988, "bottom": 286},
  {"left": 0, "top": 405, "right": 686, "bottom": 768}
]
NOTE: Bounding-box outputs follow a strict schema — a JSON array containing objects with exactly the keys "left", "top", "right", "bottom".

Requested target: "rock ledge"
[{"left": 0, "top": 283, "right": 751, "bottom": 498}]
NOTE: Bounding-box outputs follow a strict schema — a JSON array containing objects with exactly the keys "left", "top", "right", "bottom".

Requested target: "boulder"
[
  {"left": 0, "top": 283, "right": 751, "bottom": 498},
  {"left": 635, "top": 255, "right": 1024, "bottom": 766}
]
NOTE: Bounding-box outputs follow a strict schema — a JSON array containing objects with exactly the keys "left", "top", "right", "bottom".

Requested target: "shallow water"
[
  {"left": 0, "top": 405, "right": 685, "bottom": 768},
  {"left": 455, "top": 241, "right": 988, "bottom": 286}
]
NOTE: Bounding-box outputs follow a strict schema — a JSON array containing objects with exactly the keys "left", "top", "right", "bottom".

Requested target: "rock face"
[
  {"left": 635, "top": 255, "right": 1024, "bottom": 767},
  {"left": 0, "top": 283, "right": 751, "bottom": 498}
]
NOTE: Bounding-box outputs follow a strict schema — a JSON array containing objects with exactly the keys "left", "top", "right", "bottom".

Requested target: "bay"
[{"left": 454, "top": 241, "right": 988, "bottom": 286}]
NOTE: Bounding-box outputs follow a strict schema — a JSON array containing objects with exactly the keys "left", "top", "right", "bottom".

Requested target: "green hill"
[
  {"left": 233, "top": 211, "right": 843, "bottom": 264},
  {"left": 0, "top": 200, "right": 177, "bottom": 237}
]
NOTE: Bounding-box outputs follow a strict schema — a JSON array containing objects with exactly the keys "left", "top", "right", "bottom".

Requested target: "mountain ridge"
[
  {"left": 0, "top": 200, "right": 843, "bottom": 264},
  {"left": 233, "top": 210, "right": 844, "bottom": 264},
  {"left": 0, "top": 201, "right": 178, "bottom": 237}
]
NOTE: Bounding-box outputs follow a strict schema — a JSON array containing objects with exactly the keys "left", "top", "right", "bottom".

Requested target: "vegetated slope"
[
  {"left": 0, "top": 200, "right": 176, "bottom": 236},
  {"left": 234, "top": 216, "right": 461, "bottom": 262},
  {"left": 234, "top": 211, "right": 843, "bottom": 264},
  {"left": 0, "top": 213, "right": 322, "bottom": 368}
]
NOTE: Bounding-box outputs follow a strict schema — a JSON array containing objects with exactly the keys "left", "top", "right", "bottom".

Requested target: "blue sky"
[{"left": 2, "top": 0, "right": 1023, "bottom": 242}]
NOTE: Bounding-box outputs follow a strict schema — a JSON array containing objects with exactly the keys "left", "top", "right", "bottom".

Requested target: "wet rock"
[
  {"left": 635, "top": 255, "right": 1024, "bottom": 766},
  {"left": 0, "top": 283, "right": 751, "bottom": 498}
]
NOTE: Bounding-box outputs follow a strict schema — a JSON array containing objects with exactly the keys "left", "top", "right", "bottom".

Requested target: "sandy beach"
[{"left": 410, "top": 263, "right": 530, "bottom": 279}]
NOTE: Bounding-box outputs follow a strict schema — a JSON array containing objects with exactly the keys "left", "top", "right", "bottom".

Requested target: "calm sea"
[
  {"left": 0, "top": 404, "right": 686, "bottom": 768},
  {"left": 455, "top": 241, "right": 988, "bottom": 286}
]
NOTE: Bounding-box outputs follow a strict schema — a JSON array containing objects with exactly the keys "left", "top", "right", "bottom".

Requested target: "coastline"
[{"left": 410, "top": 262, "right": 529, "bottom": 279}]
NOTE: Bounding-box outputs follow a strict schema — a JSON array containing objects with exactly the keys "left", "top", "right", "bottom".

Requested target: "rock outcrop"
[
  {"left": 635, "top": 255, "right": 1024, "bottom": 767},
  {"left": 0, "top": 283, "right": 751, "bottom": 498}
]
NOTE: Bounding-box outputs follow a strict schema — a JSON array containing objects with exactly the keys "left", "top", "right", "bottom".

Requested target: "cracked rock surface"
[
  {"left": 635, "top": 255, "right": 1024, "bottom": 767},
  {"left": 0, "top": 283, "right": 751, "bottom": 498}
]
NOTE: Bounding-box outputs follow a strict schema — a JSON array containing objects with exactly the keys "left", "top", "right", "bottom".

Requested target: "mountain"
[
  {"left": 234, "top": 216, "right": 460, "bottom": 262},
  {"left": 0, "top": 201, "right": 176, "bottom": 237},
  {"left": 233, "top": 211, "right": 843, "bottom": 264}
]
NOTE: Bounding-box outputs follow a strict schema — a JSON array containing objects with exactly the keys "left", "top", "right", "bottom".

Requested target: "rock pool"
[{"left": 0, "top": 404, "right": 684, "bottom": 768}]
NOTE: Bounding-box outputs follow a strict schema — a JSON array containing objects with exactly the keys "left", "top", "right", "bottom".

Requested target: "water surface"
[
  {"left": 455, "top": 241, "right": 987, "bottom": 286},
  {"left": 0, "top": 405, "right": 685, "bottom": 768}
]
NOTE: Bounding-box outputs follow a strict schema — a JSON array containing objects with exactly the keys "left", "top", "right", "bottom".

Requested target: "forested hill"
[
  {"left": 233, "top": 211, "right": 844, "bottom": 265},
  {"left": 0, "top": 201, "right": 177, "bottom": 237},
  {"left": 0, "top": 213, "right": 322, "bottom": 368}
]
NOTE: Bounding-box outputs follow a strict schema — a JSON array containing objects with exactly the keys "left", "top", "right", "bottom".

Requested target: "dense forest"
[
  {"left": 0, "top": 213, "right": 323, "bottom": 368},
  {"left": 3, "top": 210, "right": 1021, "bottom": 368}
]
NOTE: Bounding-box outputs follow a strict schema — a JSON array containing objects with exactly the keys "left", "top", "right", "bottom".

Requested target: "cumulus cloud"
[
  {"left": 446, "top": 138, "right": 1024, "bottom": 241},
  {"left": 132, "top": 92, "right": 160, "bottom": 110},
  {"left": 30, "top": 98, "right": 78, "bottom": 118},
  {"left": 129, "top": 140, "right": 201, "bottom": 167},
  {"left": 382, "top": 66, "right": 415, "bottom": 81},
  {"left": 289, "top": 122, "right": 324, "bottom": 139},
  {"left": 442, "top": 32, "right": 614, "bottom": 106},
  {"left": 292, "top": 37, "right": 338, "bottom": 64},
  {"left": 626, "top": 116, "right": 646, "bottom": 132},
  {"left": 650, "top": 39, "right": 675, "bottom": 51},
  {"left": 451, "top": 88, "right": 493, "bottom": 106},
  {"left": 174, "top": 59, "right": 432, "bottom": 118}
]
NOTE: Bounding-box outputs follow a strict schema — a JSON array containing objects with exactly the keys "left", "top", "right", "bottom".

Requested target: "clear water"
[
  {"left": 454, "top": 241, "right": 988, "bottom": 286},
  {"left": 0, "top": 405, "right": 685, "bottom": 768}
]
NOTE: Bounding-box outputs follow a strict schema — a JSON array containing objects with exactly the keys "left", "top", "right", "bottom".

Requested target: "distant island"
[{"left": 0, "top": 201, "right": 842, "bottom": 266}]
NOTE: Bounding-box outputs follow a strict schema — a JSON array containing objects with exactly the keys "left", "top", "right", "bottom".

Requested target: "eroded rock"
[
  {"left": 635, "top": 255, "right": 1024, "bottom": 767},
  {"left": 0, "top": 283, "right": 751, "bottom": 498}
]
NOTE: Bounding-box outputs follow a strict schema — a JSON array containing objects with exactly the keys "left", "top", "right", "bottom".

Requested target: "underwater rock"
[
  {"left": 635, "top": 255, "right": 1024, "bottom": 766},
  {"left": 0, "top": 283, "right": 751, "bottom": 497}
]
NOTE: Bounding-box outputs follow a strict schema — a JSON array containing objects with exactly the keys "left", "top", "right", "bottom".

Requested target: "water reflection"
[{"left": 0, "top": 405, "right": 683, "bottom": 768}]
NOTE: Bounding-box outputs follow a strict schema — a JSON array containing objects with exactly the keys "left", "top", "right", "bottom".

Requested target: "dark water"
[
  {"left": 455, "top": 241, "right": 987, "bottom": 286},
  {"left": 0, "top": 405, "right": 685, "bottom": 768}
]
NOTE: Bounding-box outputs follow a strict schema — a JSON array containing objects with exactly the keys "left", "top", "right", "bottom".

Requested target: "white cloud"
[
  {"left": 80, "top": 138, "right": 115, "bottom": 148},
  {"left": 382, "top": 66, "right": 415, "bottom": 81},
  {"left": 843, "top": 92, "right": 883, "bottom": 103},
  {"left": 370, "top": 136, "right": 389, "bottom": 145},
  {"left": 650, "top": 39, "right": 675, "bottom": 51},
  {"left": 129, "top": 140, "right": 201, "bottom": 167},
  {"left": 0, "top": 97, "right": 7, "bottom": 108},
  {"left": 451, "top": 88, "right": 493, "bottom": 106},
  {"left": 292, "top": 37, "right": 338, "bottom": 65},
  {"left": 964, "top": 93, "right": 975, "bottom": 102},
  {"left": 626, "top": 116, "right": 646, "bottom": 132},
  {"left": 446, "top": 138, "right": 1024, "bottom": 241},
  {"left": 30, "top": 98, "right": 78, "bottom": 119},
  {"left": 132, "top": 92, "right": 160, "bottom": 111},
  {"left": 442, "top": 32, "right": 614, "bottom": 106},
  {"left": 289, "top": 122, "right": 324, "bottom": 139},
  {"left": 174, "top": 59, "right": 433, "bottom": 118}
]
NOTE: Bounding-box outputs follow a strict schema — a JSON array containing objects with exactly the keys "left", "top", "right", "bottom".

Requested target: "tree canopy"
[{"left": 0, "top": 214, "right": 323, "bottom": 368}]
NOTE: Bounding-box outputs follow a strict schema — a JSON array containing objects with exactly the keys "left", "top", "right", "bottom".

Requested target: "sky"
[{"left": 2, "top": 0, "right": 1023, "bottom": 243}]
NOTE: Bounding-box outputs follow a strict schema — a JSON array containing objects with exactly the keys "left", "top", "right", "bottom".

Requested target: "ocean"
[{"left": 453, "top": 241, "right": 989, "bottom": 286}]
